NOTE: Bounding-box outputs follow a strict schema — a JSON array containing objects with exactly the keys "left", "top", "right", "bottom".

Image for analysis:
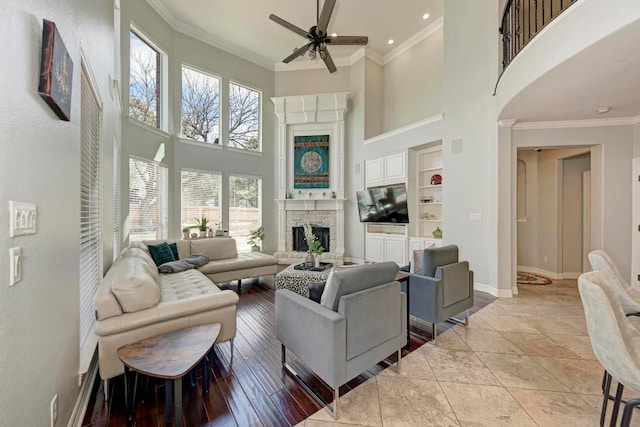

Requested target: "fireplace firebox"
[{"left": 292, "top": 226, "right": 330, "bottom": 252}]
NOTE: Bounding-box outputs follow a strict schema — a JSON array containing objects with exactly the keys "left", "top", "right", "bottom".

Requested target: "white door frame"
[{"left": 632, "top": 158, "right": 640, "bottom": 287}]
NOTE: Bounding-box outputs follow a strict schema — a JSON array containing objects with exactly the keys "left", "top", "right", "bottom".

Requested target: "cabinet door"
[
  {"left": 365, "top": 158, "right": 384, "bottom": 187},
  {"left": 384, "top": 152, "right": 406, "bottom": 183},
  {"left": 385, "top": 237, "right": 407, "bottom": 266},
  {"left": 365, "top": 235, "right": 385, "bottom": 263}
]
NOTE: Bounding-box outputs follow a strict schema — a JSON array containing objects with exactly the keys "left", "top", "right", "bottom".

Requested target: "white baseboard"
[
  {"left": 517, "top": 265, "right": 563, "bottom": 280},
  {"left": 562, "top": 272, "right": 582, "bottom": 279},
  {"left": 68, "top": 353, "right": 98, "bottom": 427},
  {"left": 474, "top": 282, "right": 513, "bottom": 298}
]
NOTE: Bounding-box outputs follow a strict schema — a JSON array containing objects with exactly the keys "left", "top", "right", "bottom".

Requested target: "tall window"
[
  {"left": 113, "top": 141, "right": 121, "bottom": 259},
  {"left": 79, "top": 64, "right": 102, "bottom": 354},
  {"left": 129, "top": 30, "right": 161, "bottom": 128},
  {"left": 229, "top": 175, "right": 262, "bottom": 252},
  {"left": 129, "top": 157, "right": 168, "bottom": 241},
  {"left": 229, "top": 82, "right": 261, "bottom": 151},
  {"left": 181, "top": 66, "right": 220, "bottom": 144},
  {"left": 181, "top": 169, "right": 222, "bottom": 230}
]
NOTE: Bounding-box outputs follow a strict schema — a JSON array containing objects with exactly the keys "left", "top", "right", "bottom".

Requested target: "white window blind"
[
  {"left": 229, "top": 175, "right": 262, "bottom": 252},
  {"left": 79, "top": 67, "right": 103, "bottom": 353},
  {"left": 113, "top": 141, "right": 121, "bottom": 259},
  {"left": 129, "top": 157, "right": 168, "bottom": 241},
  {"left": 181, "top": 169, "right": 222, "bottom": 230}
]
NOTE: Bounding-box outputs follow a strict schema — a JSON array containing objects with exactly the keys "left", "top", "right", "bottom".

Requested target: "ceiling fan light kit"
[{"left": 269, "top": 0, "right": 369, "bottom": 73}]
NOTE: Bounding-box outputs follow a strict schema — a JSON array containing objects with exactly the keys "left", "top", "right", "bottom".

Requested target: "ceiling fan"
[{"left": 269, "top": 0, "right": 368, "bottom": 73}]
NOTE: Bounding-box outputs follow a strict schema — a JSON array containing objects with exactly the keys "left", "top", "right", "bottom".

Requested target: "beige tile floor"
[{"left": 296, "top": 279, "right": 640, "bottom": 427}]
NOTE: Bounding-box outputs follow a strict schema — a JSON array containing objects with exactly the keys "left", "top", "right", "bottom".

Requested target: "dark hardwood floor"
[{"left": 82, "top": 274, "right": 495, "bottom": 426}]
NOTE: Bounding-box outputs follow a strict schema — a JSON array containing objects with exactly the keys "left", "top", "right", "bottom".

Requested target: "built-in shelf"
[
  {"left": 419, "top": 167, "right": 443, "bottom": 172},
  {"left": 415, "top": 145, "right": 444, "bottom": 240},
  {"left": 419, "top": 185, "right": 444, "bottom": 189}
]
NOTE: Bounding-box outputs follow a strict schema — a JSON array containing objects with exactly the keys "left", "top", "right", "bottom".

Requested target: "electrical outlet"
[
  {"left": 50, "top": 394, "right": 58, "bottom": 426},
  {"left": 543, "top": 255, "right": 548, "bottom": 262}
]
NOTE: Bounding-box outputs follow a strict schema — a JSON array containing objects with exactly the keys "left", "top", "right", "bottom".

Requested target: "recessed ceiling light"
[
  {"left": 596, "top": 106, "right": 612, "bottom": 114},
  {"left": 331, "top": 32, "right": 337, "bottom": 37},
  {"left": 388, "top": 39, "right": 395, "bottom": 45},
  {"left": 422, "top": 13, "right": 430, "bottom": 20}
]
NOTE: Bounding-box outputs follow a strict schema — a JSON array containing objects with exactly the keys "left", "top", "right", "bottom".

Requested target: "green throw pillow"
[
  {"left": 168, "top": 242, "right": 179, "bottom": 260},
  {"left": 148, "top": 242, "right": 176, "bottom": 267}
]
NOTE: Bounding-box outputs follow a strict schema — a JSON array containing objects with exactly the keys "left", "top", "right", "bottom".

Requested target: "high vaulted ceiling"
[{"left": 149, "top": 0, "right": 443, "bottom": 69}]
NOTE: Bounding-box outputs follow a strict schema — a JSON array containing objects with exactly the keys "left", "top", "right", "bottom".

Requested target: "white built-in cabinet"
[
  {"left": 365, "top": 152, "right": 407, "bottom": 188},
  {"left": 365, "top": 225, "right": 407, "bottom": 266},
  {"left": 364, "top": 151, "right": 409, "bottom": 265}
]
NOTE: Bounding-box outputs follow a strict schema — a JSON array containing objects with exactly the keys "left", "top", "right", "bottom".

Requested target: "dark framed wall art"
[
  {"left": 38, "top": 19, "right": 73, "bottom": 121},
  {"left": 293, "top": 135, "right": 330, "bottom": 189}
]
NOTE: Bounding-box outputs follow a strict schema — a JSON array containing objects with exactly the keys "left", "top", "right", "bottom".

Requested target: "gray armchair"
[
  {"left": 275, "top": 262, "right": 406, "bottom": 419},
  {"left": 407, "top": 245, "right": 474, "bottom": 343}
]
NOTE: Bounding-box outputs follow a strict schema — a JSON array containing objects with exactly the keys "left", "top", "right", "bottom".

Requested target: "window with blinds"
[
  {"left": 79, "top": 66, "right": 103, "bottom": 353},
  {"left": 129, "top": 157, "right": 168, "bottom": 241},
  {"left": 181, "top": 169, "right": 222, "bottom": 230},
  {"left": 229, "top": 174, "right": 262, "bottom": 252},
  {"left": 113, "top": 142, "right": 121, "bottom": 259}
]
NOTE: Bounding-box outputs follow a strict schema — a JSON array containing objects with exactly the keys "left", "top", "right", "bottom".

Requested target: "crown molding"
[
  {"left": 145, "top": 0, "right": 443, "bottom": 73},
  {"left": 145, "top": 0, "right": 275, "bottom": 71},
  {"left": 382, "top": 16, "right": 444, "bottom": 65},
  {"left": 498, "top": 119, "right": 517, "bottom": 128},
  {"left": 513, "top": 115, "right": 640, "bottom": 130}
]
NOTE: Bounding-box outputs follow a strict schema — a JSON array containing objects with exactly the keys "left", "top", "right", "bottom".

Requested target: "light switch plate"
[
  {"left": 470, "top": 212, "right": 482, "bottom": 221},
  {"left": 9, "top": 247, "right": 22, "bottom": 286},
  {"left": 9, "top": 201, "right": 37, "bottom": 237}
]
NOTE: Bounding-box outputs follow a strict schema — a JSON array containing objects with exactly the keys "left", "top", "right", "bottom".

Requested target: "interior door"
[{"left": 583, "top": 171, "right": 591, "bottom": 272}]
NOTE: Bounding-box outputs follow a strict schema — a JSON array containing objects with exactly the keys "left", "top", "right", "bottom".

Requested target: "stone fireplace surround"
[{"left": 272, "top": 93, "right": 348, "bottom": 265}]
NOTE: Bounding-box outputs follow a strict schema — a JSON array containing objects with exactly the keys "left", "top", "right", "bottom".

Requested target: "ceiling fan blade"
[
  {"left": 325, "top": 35, "right": 368, "bottom": 45},
  {"left": 269, "top": 14, "right": 308, "bottom": 38},
  {"left": 322, "top": 48, "right": 337, "bottom": 73},
  {"left": 317, "top": 0, "right": 336, "bottom": 34},
  {"left": 283, "top": 43, "right": 312, "bottom": 63}
]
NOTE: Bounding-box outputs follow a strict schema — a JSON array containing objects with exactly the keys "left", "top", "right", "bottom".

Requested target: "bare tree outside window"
[
  {"left": 181, "top": 67, "right": 220, "bottom": 143},
  {"left": 129, "top": 31, "right": 160, "bottom": 128},
  {"left": 229, "top": 83, "right": 260, "bottom": 151}
]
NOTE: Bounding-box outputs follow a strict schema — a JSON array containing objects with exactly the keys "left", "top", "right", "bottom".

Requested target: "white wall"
[
  {"left": 382, "top": 28, "right": 443, "bottom": 132},
  {"left": 274, "top": 66, "right": 351, "bottom": 97},
  {"left": 0, "top": 0, "right": 119, "bottom": 425},
  {"left": 121, "top": 1, "right": 277, "bottom": 253},
  {"left": 634, "top": 122, "right": 640, "bottom": 157},
  {"left": 442, "top": 0, "right": 501, "bottom": 293},
  {"left": 513, "top": 125, "right": 634, "bottom": 281}
]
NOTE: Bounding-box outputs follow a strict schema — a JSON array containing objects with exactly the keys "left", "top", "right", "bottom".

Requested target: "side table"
[{"left": 117, "top": 323, "right": 221, "bottom": 426}]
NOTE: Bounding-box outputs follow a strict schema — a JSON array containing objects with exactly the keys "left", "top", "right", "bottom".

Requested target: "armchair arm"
[
  {"left": 275, "top": 290, "right": 346, "bottom": 387},
  {"left": 408, "top": 274, "right": 442, "bottom": 323}
]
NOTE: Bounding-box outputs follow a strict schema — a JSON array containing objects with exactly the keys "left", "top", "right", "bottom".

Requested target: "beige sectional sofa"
[{"left": 93, "top": 237, "right": 278, "bottom": 383}]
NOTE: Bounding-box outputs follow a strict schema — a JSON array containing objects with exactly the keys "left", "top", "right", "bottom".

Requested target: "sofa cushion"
[
  {"left": 320, "top": 262, "right": 399, "bottom": 311},
  {"left": 121, "top": 247, "right": 159, "bottom": 281},
  {"left": 191, "top": 238, "right": 237, "bottom": 261},
  {"left": 158, "top": 260, "right": 196, "bottom": 274},
  {"left": 110, "top": 256, "right": 161, "bottom": 312},
  {"left": 148, "top": 242, "right": 176, "bottom": 267},
  {"left": 198, "top": 252, "right": 277, "bottom": 275},
  {"left": 144, "top": 240, "right": 191, "bottom": 260}
]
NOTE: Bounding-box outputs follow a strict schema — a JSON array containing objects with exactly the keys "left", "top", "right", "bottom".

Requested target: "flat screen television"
[{"left": 356, "top": 183, "right": 409, "bottom": 223}]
